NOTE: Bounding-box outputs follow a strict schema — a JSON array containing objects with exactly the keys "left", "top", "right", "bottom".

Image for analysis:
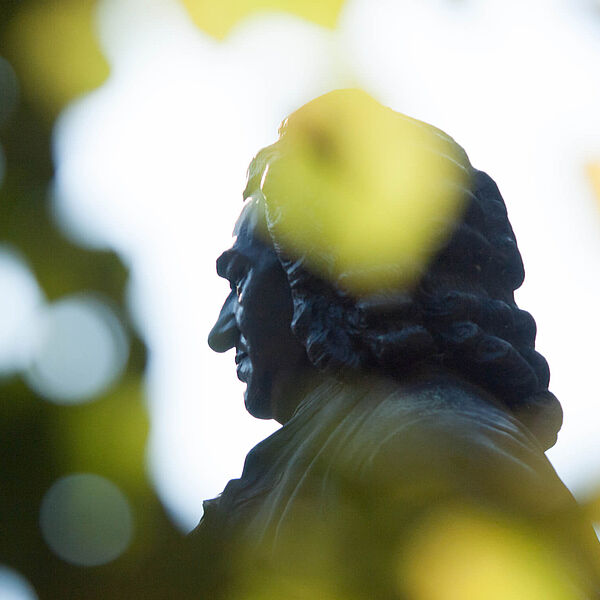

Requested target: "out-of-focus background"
[{"left": 1, "top": 0, "right": 599, "bottom": 597}]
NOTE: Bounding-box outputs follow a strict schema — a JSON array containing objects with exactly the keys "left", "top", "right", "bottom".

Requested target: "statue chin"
[{"left": 243, "top": 373, "right": 273, "bottom": 420}]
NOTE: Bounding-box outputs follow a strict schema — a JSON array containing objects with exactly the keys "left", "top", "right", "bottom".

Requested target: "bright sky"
[{"left": 42, "top": 0, "right": 600, "bottom": 530}]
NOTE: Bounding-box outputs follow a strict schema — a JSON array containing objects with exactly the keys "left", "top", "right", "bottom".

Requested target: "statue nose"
[{"left": 208, "top": 292, "right": 239, "bottom": 352}]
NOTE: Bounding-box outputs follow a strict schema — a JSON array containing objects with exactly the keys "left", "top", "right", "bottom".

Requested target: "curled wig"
[{"left": 241, "top": 108, "right": 562, "bottom": 451}]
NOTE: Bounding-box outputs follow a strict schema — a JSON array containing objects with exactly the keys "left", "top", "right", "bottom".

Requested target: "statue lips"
[{"left": 235, "top": 344, "right": 250, "bottom": 383}]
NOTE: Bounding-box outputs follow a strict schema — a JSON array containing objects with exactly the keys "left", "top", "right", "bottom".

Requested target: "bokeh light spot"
[
  {"left": 39, "top": 473, "right": 133, "bottom": 567},
  {"left": 260, "top": 89, "right": 469, "bottom": 296},
  {"left": 0, "top": 247, "right": 44, "bottom": 376},
  {"left": 0, "top": 567, "right": 38, "bottom": 600},
  {"left": 181, "top": 0, "right": 346, "bottom": 40},
  {"left": 5, "top": 0, "right": 109, "bottom": 115},
  {"left": 25, "top": 295, "right": 129, "bottom": 404},
  {"left": 398, "top": 507, "right": 584, "bottom": 600}
]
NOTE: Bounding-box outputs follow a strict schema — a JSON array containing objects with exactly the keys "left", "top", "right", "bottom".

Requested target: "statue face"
[{"left": 208, "top": 205, "right": 310, "bottom": 422}]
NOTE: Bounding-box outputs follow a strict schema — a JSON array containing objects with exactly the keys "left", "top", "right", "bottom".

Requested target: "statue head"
[{"left": 209, "top": 89, "right": 562, "bottom": 449}]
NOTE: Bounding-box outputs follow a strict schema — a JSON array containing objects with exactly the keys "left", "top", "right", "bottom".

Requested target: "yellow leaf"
[
  {"left": 258, "top": 89, "right": 470, "bottom": 297},
  {"left": 5, "top": 0, "right": 109, "bottom": 116},
  {"left": 180, "top": 0, "right": 346, "bottom": 40},
  {"left": 399, "top": 507, "right": 585, "bottom": 600}
]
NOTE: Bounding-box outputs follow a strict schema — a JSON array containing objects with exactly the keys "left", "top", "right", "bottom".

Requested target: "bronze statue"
[{"left": 198, "top": 90, "right": 600, "bottom": 598}]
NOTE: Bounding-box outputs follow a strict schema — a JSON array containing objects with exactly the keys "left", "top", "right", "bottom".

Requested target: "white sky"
[{"left": 45, "top": 0, "right": 600, "bottom": 530}]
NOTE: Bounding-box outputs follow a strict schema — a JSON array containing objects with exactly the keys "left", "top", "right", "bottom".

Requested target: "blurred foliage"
[
  {"left": 0, "top": 3, "right": 196, "bottom": 598},
  {"left": 180, "top": 0, "right": 346, "bottom": 39},
  {"left": 4, "top": 0, "right": 109, "bottom": 118},
  {"left": 55, "top": 375, "right": 149, "bottom": 484},
  {"left": 260, "top": 89, "right": 468, "bottom": 296},
  {"left": 398, "top": 507, "right": 584, "bottom": 600},
  {"left": 190, "top": 468, "right": 597, "bottom": 600}
]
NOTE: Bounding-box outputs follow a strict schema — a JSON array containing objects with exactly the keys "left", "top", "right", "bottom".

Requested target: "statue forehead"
[
  {"left": 231, "top": 197, "right": 270, "bottom": 248},
  {"left": 233, "top": 199, "right": 261, "bottom": 239},
  {"left": 216, "top": 199, "right": 273, "bottom": 278}
]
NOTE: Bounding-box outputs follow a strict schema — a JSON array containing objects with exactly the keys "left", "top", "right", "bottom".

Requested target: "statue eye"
[
  {"left": 235, "top": 272, "right": 248, "bottom": 302},
  {"left": 234, "top": 274, "right": 248, "bottom": 301}
]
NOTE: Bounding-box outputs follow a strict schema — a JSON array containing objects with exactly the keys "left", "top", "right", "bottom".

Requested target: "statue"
[{"left": 196, "top": 90, "right": 600, "bottom": 598}]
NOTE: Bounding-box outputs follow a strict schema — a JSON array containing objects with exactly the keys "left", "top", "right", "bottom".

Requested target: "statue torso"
[{"left": 192, "top": 372, "right": 600, "bottom": 598}]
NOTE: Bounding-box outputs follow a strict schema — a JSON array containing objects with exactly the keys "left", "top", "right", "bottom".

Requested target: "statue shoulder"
[{"left": 351, "top": 376, "right": 572, "bottom": 516}]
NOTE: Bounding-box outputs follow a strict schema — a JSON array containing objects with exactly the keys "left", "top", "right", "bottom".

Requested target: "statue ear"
[{"left": 511, "top": 391, "right": 563, "bottom": 451}]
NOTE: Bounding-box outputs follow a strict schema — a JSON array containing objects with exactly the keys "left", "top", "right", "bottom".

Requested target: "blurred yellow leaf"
[
  {"left": 6, "top": 0, "right": 109, "bottom": 116},
  {"left": 259, "top": 89, "right": 469, "bottom": 296},
  {"left": 399, "top": 507, "right": 584, "bottom": 600},
  {"left": 587, "top": 162, "right": 600, "bottom": 209},
  {"left": 180, "top": 0, "right": 346, "bottom": 39},
  {"left": 239, "top": 577, "right": 341, "bottom": 600}
]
